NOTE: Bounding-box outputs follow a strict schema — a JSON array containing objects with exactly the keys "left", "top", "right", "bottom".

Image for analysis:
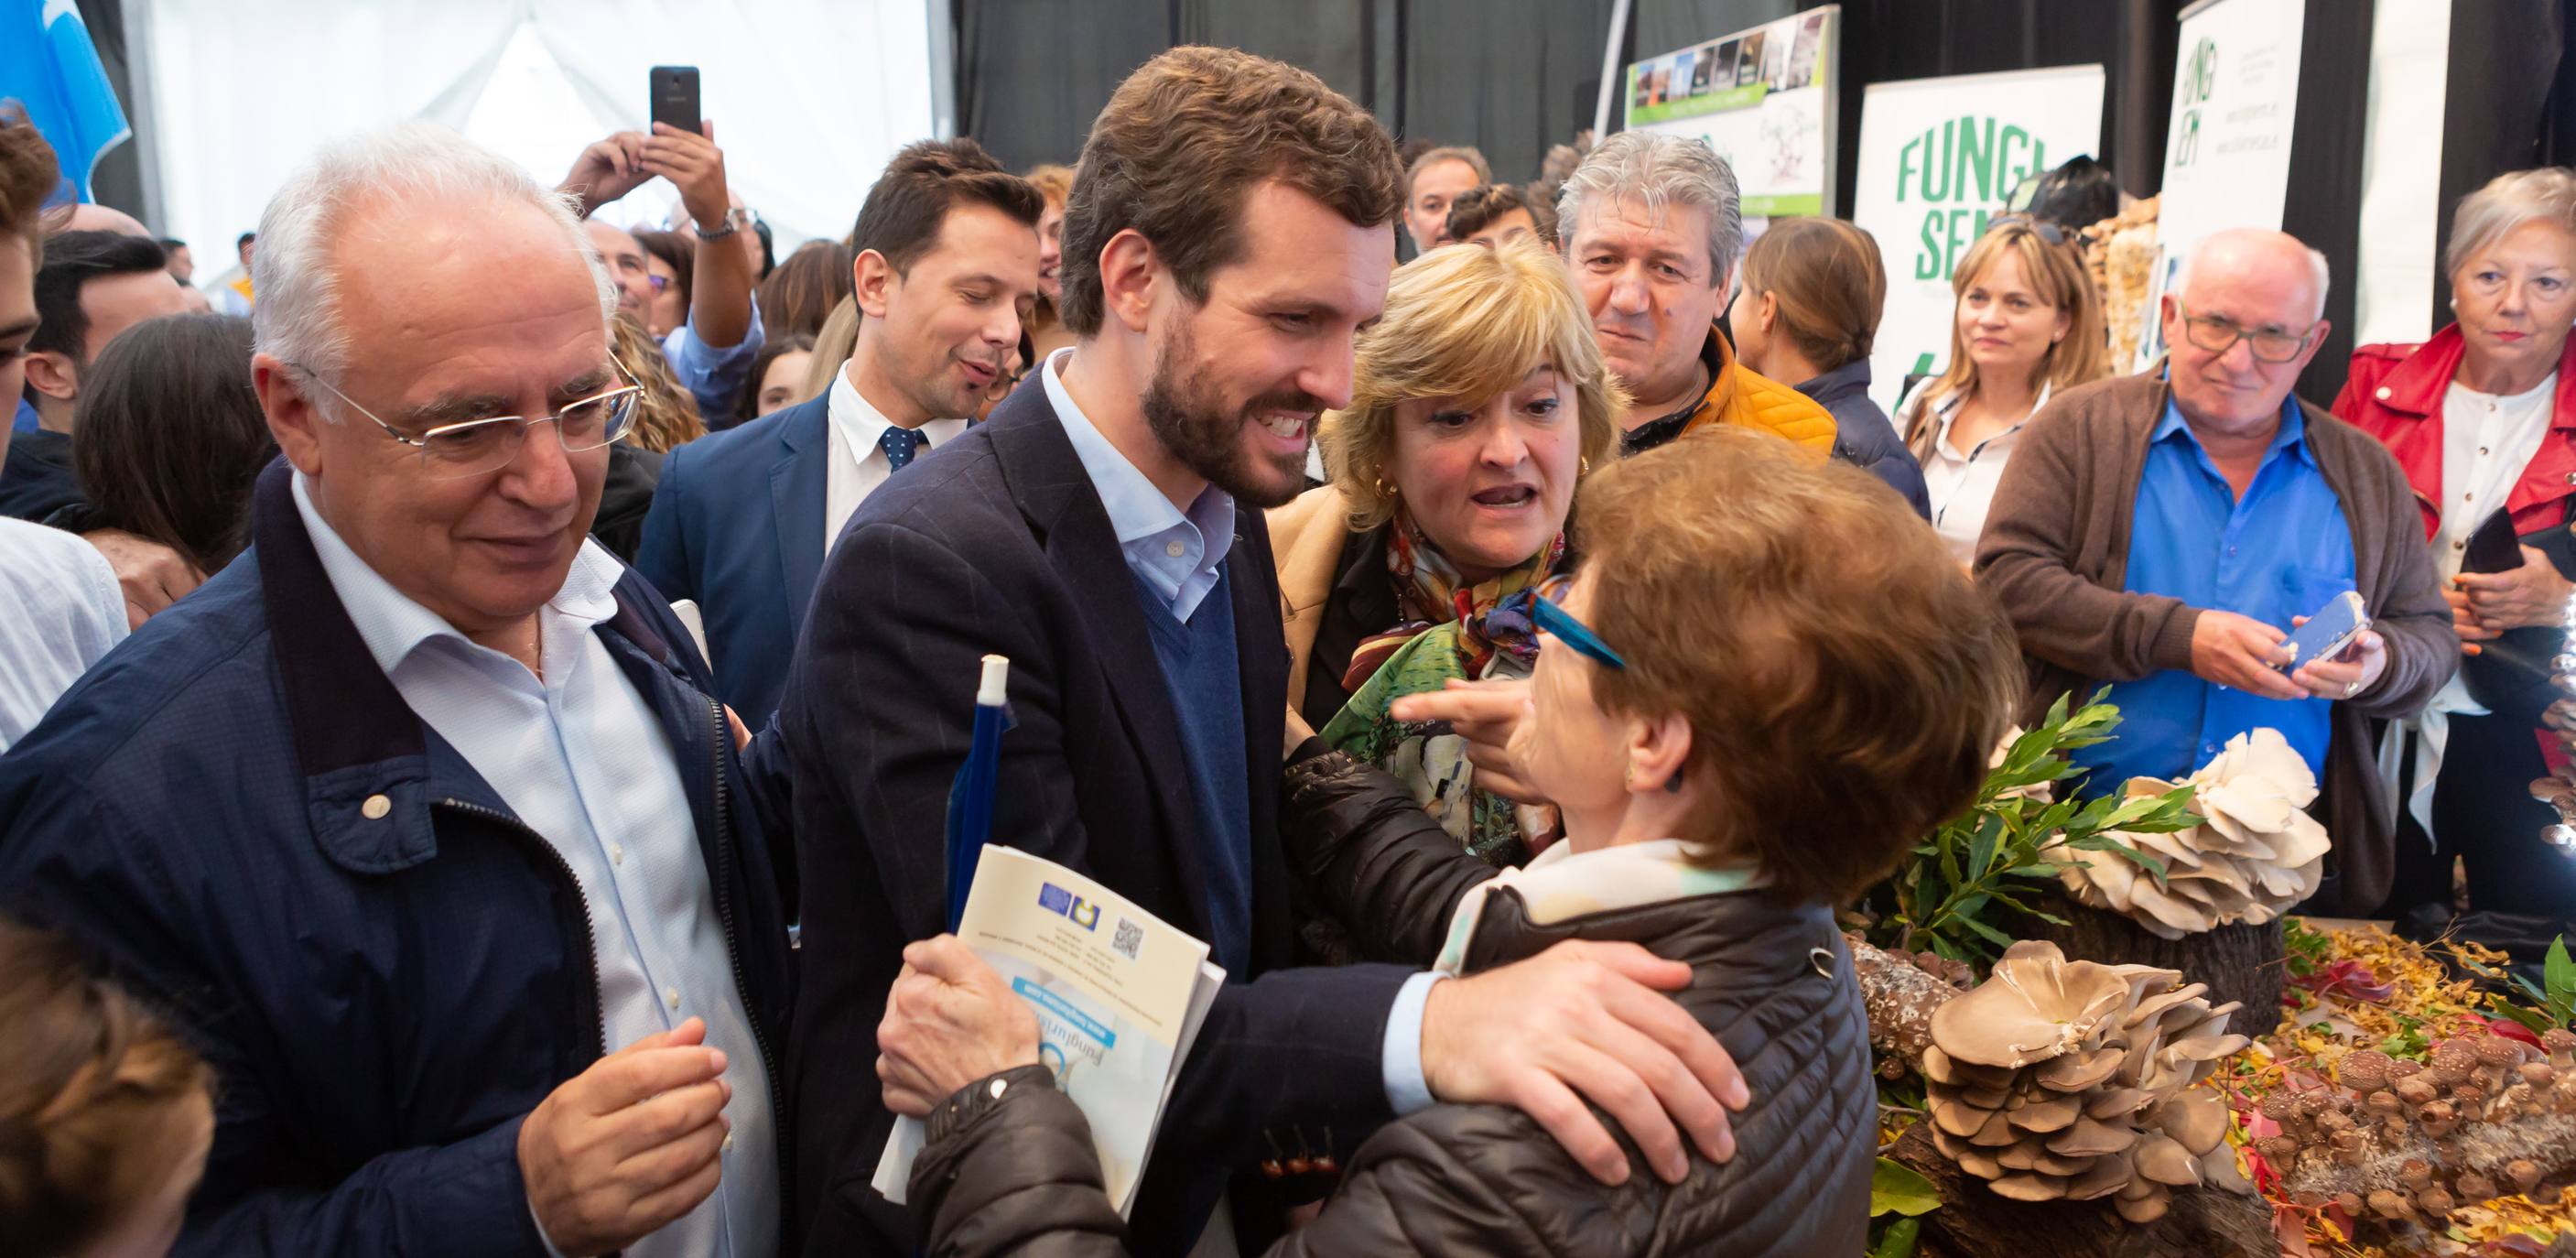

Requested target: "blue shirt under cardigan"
[{"left": 2080, "top": 394, "right": 2354, "bottom": 789}]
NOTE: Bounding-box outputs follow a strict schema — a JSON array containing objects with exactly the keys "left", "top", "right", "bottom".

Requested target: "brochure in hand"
[{"left": 873, "top": 844, "right": 1226, "bottom": 1215}]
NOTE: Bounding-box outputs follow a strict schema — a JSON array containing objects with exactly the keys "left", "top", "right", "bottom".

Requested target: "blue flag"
[{"left": 0, "top": 0, "right": 132, "bottom": 203}]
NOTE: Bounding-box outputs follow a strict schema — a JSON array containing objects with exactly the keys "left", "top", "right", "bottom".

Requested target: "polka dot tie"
[{"left": 880, "top": 426, "right": 925, "bottom": 472}]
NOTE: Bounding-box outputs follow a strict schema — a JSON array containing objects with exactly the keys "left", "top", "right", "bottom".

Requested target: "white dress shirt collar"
[
  {"left": 823, "top": 366, "right": 969, "bottom": 549},
  {"left": 290, "top": 471, "right": 622, "bottom": 680},
  {"left": 1039, "top": 348, "right": 1236, "bottom": 619}
]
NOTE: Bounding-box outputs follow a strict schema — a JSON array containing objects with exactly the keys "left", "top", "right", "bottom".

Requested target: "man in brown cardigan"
[{"left": 1976, "top": 229, "right": 2455, "bottom": 916}]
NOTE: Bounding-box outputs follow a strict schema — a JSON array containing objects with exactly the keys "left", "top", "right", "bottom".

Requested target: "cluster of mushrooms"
[
  {"left": 2260, "top": 1030, "right": 2576, "bottom": 1229},
  {"left": 2061, "top": 728, "right": 2331, "bottom": 939},
  {"left": 1923, "top": 940, "right": 2252, "bottom": 1222}
]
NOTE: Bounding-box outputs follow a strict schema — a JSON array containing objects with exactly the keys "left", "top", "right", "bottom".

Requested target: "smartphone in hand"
[
  {"left": 649, "top": 66, "right": 701, "bottom": 136},
  {"left": 2277, "top": 591, "right": 2369, "bottom": 672}
]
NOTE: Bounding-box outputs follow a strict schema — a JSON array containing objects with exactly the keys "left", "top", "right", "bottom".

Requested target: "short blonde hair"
[
  {"left": 2446, "top": 167, "right": 2576, "bottom": 277},
  {"left": 1319, "top": 237, "right": 1623, "bottom": 531}
]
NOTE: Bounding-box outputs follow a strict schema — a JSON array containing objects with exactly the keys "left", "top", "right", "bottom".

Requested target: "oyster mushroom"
[
  {"left": 1932, "top": 941, "right": 2134, "bottom": 1068},
  {"left": 1922, "top": 942, "right": 2251, "bottom": 1223},
  {"left": 2155, "top": 1090, "right": 2230, "bottom": 1156},
  {"left": 2048, "top": 1114, "right": 2140, "bottom": 1158},
  {"left": 2060, "top": 729, "right": 2331, "bottom": 937},
  {"left": 2133, "top": 1133, "right": 2201, "bottom": 1187}
]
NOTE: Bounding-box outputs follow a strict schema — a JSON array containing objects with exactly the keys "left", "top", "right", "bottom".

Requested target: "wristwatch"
[{"left": 693, "top": 207, "right": 752, "bottom": 242}]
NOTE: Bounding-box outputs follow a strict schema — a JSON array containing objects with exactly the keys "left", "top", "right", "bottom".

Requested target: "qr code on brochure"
[{"left": 1111, "top": 916, "right": 1143, "bottom": 961}]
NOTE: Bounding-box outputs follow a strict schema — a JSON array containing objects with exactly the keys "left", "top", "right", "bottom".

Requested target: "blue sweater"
[{"left": 1133, "top": 568, "right": 1252, "bottom": 975}]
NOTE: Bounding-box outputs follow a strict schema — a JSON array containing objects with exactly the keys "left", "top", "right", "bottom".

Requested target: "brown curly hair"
[
  {"left": 1056, "top": 46, "right": 1402, "bottom": 336},
  {"left": 1575, "top": 428, "right": 2024, "bottom": 906},
  {"left": 0, "top": 916, "right": 215, "bottom": 1256},
  {"left": 0, "top": 107, "right": 63, "bottom": 263}
]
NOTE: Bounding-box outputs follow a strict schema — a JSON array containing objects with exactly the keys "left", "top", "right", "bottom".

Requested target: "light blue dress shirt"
[
  {"left": 1038, "top": 350, "right": 1444, "bottom": 1116},
  {"left": 663, "top": 293, "right": 766, "bottom": 423},
  {"left": 292, "top": 475, "right": 778, "bottom": 1258},
  {"left": 2081, "top": 396, "right": 2354, "bottom": 791}
]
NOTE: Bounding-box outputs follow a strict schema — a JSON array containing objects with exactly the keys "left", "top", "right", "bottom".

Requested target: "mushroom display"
[
  {"left": 1923, "top": 939, "right": 2252, "bottom": 1223},
  {"left": 2060, "top": 728, "right": 2330, "bottom": 939},
  {"left": 2270, "top": 1029, "right": 2576, "bottom": 1235}
]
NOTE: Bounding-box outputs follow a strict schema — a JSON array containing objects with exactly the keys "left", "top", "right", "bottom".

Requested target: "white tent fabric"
[{"left": 135, "top": 0, "right": 937, "bottom": 268}]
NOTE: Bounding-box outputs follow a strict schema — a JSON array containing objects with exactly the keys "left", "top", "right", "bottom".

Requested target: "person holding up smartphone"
[
  {"left": 556, "top": 71, "right": 763, "bottom": 422},
  {"left": 1974, "top": 227, "right": 2458, "bottom": 918}
]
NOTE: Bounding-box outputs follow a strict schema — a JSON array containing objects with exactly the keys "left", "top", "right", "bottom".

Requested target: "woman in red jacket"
[{"left": 2332, "top": 167, "right": 2576, "bottom": 918}]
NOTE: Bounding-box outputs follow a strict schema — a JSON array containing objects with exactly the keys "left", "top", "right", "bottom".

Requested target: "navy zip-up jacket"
[{"left": 0, "top": 463, "right": 796, "bottom": 1255}]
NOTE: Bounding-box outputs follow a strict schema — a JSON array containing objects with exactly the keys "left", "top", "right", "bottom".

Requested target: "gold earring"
[
  {"left": 1580, "top": 457, "right": 1593, "bottom": 475},
  {"left": 1374, "top": 476, "right": 1397, "bottom": 499}
]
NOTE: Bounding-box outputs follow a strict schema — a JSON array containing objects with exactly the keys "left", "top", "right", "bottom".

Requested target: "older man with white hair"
[
  {"left": 1977, "top": 226, "right": 2456, "bottom": 916},
  {"left": 0, "top": 121, "right": 793, "bottom": 1257}
]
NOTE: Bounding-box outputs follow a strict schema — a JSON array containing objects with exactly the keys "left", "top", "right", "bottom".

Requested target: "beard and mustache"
[{"left": 1140, "top": 316, "right": 1322, "bottom": 510}]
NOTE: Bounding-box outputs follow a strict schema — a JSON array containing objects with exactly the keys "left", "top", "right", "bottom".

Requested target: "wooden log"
[
  {"left": 2012, "top": 887, "right": 2288, "bottom": 1036},
  {"left": 1887, "top": 1124, "right": 2276, "bottom": 1258}
]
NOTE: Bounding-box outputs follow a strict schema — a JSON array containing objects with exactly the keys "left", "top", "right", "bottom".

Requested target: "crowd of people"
[{"left": 0, "top": 38, "right": 2569, "bottom": 1258}]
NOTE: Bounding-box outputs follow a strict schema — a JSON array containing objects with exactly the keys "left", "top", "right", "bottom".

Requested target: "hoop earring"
[
  {"left": 1373, "top": 476, "right": 1397, "bottom": 500},
  {"left": 1579, "top": 457, "right": 1593, "bottom": 475}
]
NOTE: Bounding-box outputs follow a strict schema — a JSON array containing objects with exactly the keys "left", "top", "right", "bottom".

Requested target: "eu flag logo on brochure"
[{"left": 1038, "top": 882, "right": 1102, "bottom": 930}]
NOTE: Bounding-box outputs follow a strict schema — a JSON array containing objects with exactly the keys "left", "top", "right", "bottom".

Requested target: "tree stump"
[
  {"left": 2012, "top": 887, "right": 2288, "bottom": 1037},
  {"left": 1888, "top": 1123, "right": 2276, "bottom": 1258}
]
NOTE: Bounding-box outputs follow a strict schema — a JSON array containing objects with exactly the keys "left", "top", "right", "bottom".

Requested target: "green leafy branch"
[
  {"left": 2484, "top": 936, "right": 2576, "bottom": 1035},
  {"left": 1878, "top": 690, "right": 2200, "bottom": 969}
]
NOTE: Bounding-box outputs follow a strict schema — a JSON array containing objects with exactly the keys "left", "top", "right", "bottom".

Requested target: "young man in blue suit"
[
  {"left": 637, "top": 141, "right": 1041, "bottom": 723},
  {"left": 779, "top": 47, "right": 1753, "bottom": 1258}
]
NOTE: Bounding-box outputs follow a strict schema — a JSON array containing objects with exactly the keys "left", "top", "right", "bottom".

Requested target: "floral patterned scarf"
[{"left": 1318, "top": 508, "right": 1569, "bottom": 867}]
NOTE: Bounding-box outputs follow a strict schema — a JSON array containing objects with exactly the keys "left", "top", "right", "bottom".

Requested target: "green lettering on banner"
[
  {"left": 1921, "top": 121, "right": 1954, "bottom": 201},
  {"left": 1899, "top": 113, "right": 2058, "bottom": 279},
  {"left": 1961, "top": 117, "right": 1993, "bottom": 201},
  {"left": 1998, "top": 126, "right": 2030, "bottom": 191}
]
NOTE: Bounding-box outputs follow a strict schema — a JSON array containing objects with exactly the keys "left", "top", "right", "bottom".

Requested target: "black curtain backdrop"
[
  {"left": 2280, "top": 0, "right": 2373, "bottom": 407},
  {"left": 2435, "top": 0, "right": 2575, "bottom": 328},
  {"left": 956, "top": 0, "right": 1611, "bottom": 185},
  {"left": 1394, "top": 0, "right": 1618, "bottom": 186}
]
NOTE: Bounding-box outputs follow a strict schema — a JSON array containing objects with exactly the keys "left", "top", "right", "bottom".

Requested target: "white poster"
[
  {"left": 1623, "top": 5, "right": 1839, "bottom": 219},
  {"left": 2354, "top": 0, "right": 2450, "bottom": 347},
  {"left": 2134, "top": 0, "right": 2307, "bottom": 368},
  {"left": 1852, "top": 65, "right": 2106, "bottom": 411}
]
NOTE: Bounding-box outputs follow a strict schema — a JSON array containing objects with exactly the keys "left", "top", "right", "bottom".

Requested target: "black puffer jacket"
[{"left": 906, "top": 749, "right": 1877, "bottom": 1257}]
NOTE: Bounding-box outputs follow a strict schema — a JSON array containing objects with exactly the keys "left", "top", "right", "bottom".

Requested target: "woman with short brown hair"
[
  {"left": 880, "top": 428, "right": 2026, "bottom": 1256},
  {"left": 0, "top": 916, "right": 215, "bottom": 1258}
]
